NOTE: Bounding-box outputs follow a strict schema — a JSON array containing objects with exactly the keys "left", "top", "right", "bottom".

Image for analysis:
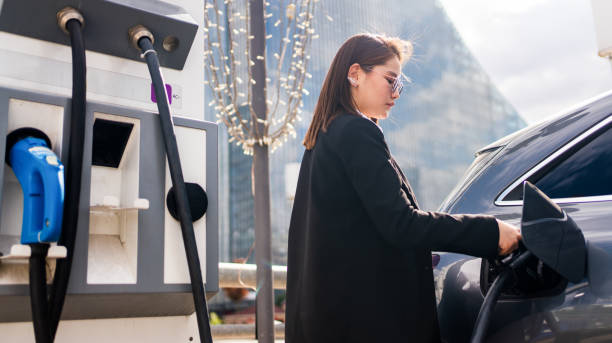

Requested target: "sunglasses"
[{"left": 365, "top": 67, "right": 404, "bottom": 95}]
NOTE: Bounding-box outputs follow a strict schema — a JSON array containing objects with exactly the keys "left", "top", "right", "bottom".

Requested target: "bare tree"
[{"left": 203, "top": 0, "right": 318, "bottom": 341}]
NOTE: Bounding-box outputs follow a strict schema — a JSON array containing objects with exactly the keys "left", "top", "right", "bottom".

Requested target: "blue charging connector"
[{"left": 6, "top": 129, "right": 64, "bottom": 244}]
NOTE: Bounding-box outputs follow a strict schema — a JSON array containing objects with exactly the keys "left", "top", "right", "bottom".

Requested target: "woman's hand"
[{"left": 497, "top": 219, "right": 522, "bottom": 255}]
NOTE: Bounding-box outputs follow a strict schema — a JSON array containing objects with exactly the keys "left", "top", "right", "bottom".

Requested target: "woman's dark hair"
[{"left": 302, "top": 33, "right": 412, "bottom": 150}]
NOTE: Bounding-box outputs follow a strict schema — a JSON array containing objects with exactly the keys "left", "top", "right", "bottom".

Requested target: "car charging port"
[{"left": 481, "top": 250, "right": 568, "bottom": 300}]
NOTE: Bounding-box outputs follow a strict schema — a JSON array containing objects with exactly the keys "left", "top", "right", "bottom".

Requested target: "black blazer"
[{"left": 285, "top": 113, "right": 500, "bottom": 343}]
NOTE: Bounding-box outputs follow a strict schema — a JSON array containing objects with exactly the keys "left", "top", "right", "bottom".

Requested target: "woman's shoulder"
[
  {"left": 319, "top": 112, "right": 388, "bottom": 158},
  {"left": 327, "top": 112, "right": 383, "bottom": 139},
  {"left": 315, "top": 112, "right": 391, "bottom": 163}
]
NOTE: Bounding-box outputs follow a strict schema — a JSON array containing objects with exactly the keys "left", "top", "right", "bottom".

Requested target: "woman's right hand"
[{"left": 497, "top": 219, "right": 522, "bottom": 255}]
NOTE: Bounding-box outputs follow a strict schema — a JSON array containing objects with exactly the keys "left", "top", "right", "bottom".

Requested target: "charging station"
[{"left": 0, "top": 0, "right": 218, "bottom": 342}]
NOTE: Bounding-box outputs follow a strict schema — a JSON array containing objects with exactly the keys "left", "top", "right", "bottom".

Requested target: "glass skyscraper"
[{"left": 209, "top": 0, "right": 526, "bottom": 265}]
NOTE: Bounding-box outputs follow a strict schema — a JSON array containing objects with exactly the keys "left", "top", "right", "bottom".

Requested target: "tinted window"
[{"left": 503, "top": 126, "right": 612, "bottom": 201}]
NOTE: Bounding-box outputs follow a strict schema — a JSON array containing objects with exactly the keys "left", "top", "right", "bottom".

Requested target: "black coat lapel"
[{"left": 390, "top": 157, "right": 420, "bottom": 210}]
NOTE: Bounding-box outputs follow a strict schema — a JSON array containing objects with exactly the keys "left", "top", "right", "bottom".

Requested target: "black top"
[{"left": 285, "top": 113, "right": 500, "bottom": 343}]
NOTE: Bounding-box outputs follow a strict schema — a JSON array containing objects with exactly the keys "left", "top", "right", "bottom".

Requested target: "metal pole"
[
  {"left": 249, "top": 0, "right": 274, "bottom": 342},
  {"left": 218, "top": 262, "right": 287, "bottom": 290},
  {"left": 212, "top": 323, "right": 285, "bottom": 340}
]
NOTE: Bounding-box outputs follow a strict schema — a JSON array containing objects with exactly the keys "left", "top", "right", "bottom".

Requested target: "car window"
[
  {"left": 503, "top": 127, "right": 612, "bottom": 201},
  {"left": 439, "top": 147, "right": 503, "bottom": 211}
]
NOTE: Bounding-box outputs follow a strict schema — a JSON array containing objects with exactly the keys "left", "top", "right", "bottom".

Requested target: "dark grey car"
[{"left": 435, "top": 91, "right": 612, "bottom": 342}]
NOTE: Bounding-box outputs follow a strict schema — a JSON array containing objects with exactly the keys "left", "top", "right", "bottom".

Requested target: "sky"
[{"left": 439, "top": 0, "right": 612, "bottom": 124}]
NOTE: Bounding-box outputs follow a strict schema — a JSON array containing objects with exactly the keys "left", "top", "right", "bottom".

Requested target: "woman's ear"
[{"left": 347, "top": 63, "right": 361, "bottom": 87}]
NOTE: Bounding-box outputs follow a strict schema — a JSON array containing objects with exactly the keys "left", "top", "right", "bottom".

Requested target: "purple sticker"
[{"left": 150, "top": 83, "right": 173, "bottom": 105}]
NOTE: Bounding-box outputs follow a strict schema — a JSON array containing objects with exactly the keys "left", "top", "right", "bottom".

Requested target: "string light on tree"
[{"left": 203, "top": 0, "right": 320, "bottom": 155}]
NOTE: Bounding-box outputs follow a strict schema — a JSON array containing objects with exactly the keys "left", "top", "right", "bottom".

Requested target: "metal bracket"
[{"left": 0, "top": 244, "right": 67, "bottom": 263}]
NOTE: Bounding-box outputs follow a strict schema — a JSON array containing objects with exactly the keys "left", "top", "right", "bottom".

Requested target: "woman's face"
[{"left": 349, "top": 57, "right": 402, "bottom": 120}]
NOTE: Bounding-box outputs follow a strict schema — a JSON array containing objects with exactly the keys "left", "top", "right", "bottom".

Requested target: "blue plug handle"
[{"left": 9, "top": 137, "right": 64, "bottom": 243}]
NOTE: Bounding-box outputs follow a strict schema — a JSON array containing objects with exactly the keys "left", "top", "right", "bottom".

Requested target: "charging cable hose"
[
  {"left": 470, "top": 251, "right": 533, "bottom": 343},
  {"left": 130, "top": 26, "right": 214, "bottom": 343},
  {"left": 29, "top": 244, "right": 51, "bottom": 343},
  {"left": 6, "top": 128, "right": 64, "bottom": 343},
  {"left": 48, "top": 7, "right": 87, "bottom": 342}
]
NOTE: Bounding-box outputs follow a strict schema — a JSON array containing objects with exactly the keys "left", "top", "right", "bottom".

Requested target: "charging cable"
[
  {"left": 6, "top": 129, "right": 65, "bottom": 343},
  {"left": 48, "top": 7, "right": 87, "bottom": 341},
  {"left": 130, "top": 25, "right": 214, "bottom": 343},
  {"left": 470, "top": 251, "right": 533, "bottom": 343}
]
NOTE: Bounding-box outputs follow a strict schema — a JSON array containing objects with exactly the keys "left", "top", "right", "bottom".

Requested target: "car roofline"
[{"left": 475, "top": 88, "right": 612, "bottom": 157}]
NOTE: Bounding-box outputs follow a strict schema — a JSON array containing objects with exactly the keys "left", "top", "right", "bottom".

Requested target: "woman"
[{"left": 285, "top": 34, "right": 522, "bottom": 343}]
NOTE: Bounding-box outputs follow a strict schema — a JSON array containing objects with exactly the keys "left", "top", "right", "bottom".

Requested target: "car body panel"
[{"left": 435, "top": 91, "right": 612, "bottom": 342}]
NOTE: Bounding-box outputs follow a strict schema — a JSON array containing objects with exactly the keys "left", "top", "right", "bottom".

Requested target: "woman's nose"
[{"left": 391, "top": 89, "right": 400, "bottom": 99}]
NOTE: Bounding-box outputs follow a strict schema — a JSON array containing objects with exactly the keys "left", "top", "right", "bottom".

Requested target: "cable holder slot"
[{"left": 0, "top": 244, "right": 67, "bottom": 263}]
